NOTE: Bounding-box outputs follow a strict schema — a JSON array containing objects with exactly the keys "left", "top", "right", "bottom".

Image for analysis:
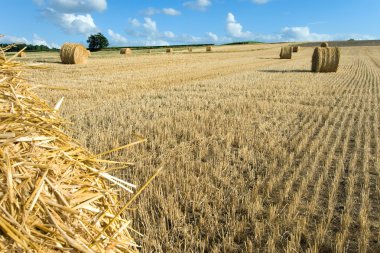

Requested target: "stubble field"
[{"left": 23, "top": 44, "right": 380, "bottom": 252}]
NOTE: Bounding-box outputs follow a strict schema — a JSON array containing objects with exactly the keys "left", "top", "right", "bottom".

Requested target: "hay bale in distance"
[
  {"left": 148, "top": 49, "right": 152, "bottom": 54},
  {"left": 188, "top": 47, "right": 193, "bottom": 53},
  {"left": 206, "top": 46, "right": 212, "bottom": 52},
  {"left": 0, "top": 50, "right": 5, "bottom": 64},
  {"left": 60, "top": 43, "right": 88, "bottom": 64},
  {"left": 292, "top": 46, "right": 300, "bottom": 53},
  {"left": 166, "top": 48, "right": 173, "bottom": 53},
  {"left": 321, "top": 42, "right": 329, "bottom": 47},
  {"left": 120, "top": 48, "right": 132, "bottom": 54},
  {"left": 17, "top": 52, "right": 26, "bottom": 57},
  {"left": 280, "top": 46, "right": 292, "bottom": 59},
  {"left": 311, "top": 47, "right": 340, "bottom": 72}
]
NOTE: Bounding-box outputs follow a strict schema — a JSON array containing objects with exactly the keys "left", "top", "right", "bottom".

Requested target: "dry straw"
[
  {"left": 321, "top": 42, "right": 329, "bottom": 47},
  {"left": 280, "top": 46, "right": 292, "bottom": 59},
  {"left": 60, "top": 43, "right": 88, "bottom": 64},
  {"left": 0, "top": 45, "right": 160, "bottom": 252},
  {"left": 206, "top": 46, "right": 212, "bottom": 52},
  {"left": 292, "top": 46, "right": 300, "bottom": 53},
  {"left": 166, "top": 48, "right": 173, "bottom": 53},
  {"left": 120, "top": 48, "right": 132, "bottom": 54},
  {"left": 311, "top": 47, "right": 340, "bottom": 72},
  {"left": 86, "top": 50, "right": 91, "bottom": 57}
]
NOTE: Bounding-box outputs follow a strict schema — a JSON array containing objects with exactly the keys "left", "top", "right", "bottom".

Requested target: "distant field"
[
  {"left": 22, "top": 43, "right": 380, "bottom": 252},
  {"left": 299, "top": 39, "right": 380, "bottom": 47}
]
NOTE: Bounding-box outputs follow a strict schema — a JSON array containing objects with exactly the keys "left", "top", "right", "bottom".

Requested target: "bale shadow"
[
  {"left": 257, "top": 57, "right": 279, "bottom": 60},
  {"left": 259, "top": 69, "right": 311, "bottom": 73},
  {"left": 35, "top": 60, "right": 61, "bottom": 64}
]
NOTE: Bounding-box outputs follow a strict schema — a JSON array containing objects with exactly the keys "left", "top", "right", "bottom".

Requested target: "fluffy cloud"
[
  {"left": 162, "top": 8, "right": 181, "bottom": 16},
  {"left": 226, "top": 13, "right": 252, "bottom": 38},
  {"left": 184, "top": 0, "right": 211, "bottom": 11},
  {"left": 142, "top": 7, "right": 181, "bottom": 16},
  {"left": 128, "top": 18, "right": 141, "bottom": 28},
  {"left": 251, "top": 0, "right": 270, "bottom": 4},
  {"left": 43, "top": 8, "right": 98, "bottom": 35},
  {"left": 206, "top": 32, "right": 218, "bottom": 42},
  {"left": 280, "top": 26, "right": 330, "bottom": 42},
  {"left": 0, "top": 35, "right": 29, "bottom": 44},
  {"left": 164, "top": 31, "right": 175, "bottom": 38},
  {"left": 34, "top": 0, "right": 107, "bottom": 13},
  {"left": 107, "top": 29, "right": 127, "bottom": 45},
  {"left": 143, "top": 18, "right": 158, "bottom": 34}
]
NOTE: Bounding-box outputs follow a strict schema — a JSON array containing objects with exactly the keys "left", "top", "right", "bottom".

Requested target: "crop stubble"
[{"left": 27, "top": 44, "right": 380, "bottom": 252}]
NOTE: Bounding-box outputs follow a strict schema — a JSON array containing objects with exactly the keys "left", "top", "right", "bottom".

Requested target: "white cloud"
[
  {"left": 144, "top": 40, "right": 169, "bottom": 46},
  {"left": 35, "top": 0, "right": 107, "bottom": 13},
  {"left": 0, "top": 35, "right": 29, "bottom": 44},
  {"left": 164, "top": 31, "right": 175, "bottom": 38},
  {"left": 107, "top": 29, "right": 127, "bottom": 45},
  {"left": 206, "top": 32, "right": 218, "bottom": 42},
  {"left": 184, "top": 0, "right": 211, "bottom": 11},
  {"left": 226, "top": 13, "right": 252, "bottom": 38},
  {"left": 128, "top": 18, "right": 141, "bottom": 27},
  {"left": 280, "top": 26, "right": 331, "bottom": 42},
  {"left": 142, "top": 7, "right": 181, "bottom": 16},
  {"left": 143, "top": 17, "right": 157, "bottom": 34},
  {"left": 162, "top": 8, "right": 181, "bottom": 16},
  {"left": 251, "top": 0, "right": 270, "bottom": 4}
]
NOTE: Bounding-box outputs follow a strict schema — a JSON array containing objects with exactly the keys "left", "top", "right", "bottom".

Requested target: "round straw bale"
[
  {"left": 60, "top": 43, "right": 88, "bottom": 64},
  {"left": 292, "top": 46, "right": 300, "bottom": 53},
  {"left": 311, "top": 47, "right": 340, "bottom": 72},
  {"left": 166, "top": 48, "right": 173, "bottom": 53},
  {"left": 86, "top": 50, "right": 91, "bottom": 56},
  {"left": 148, "top": 49, "right": 152, "bottom": 54},
  {"left": 320, "top": 42, "right": 329, "bottom": 47},
  {"left": 17, "top": 52, "right": 26, "bottom": 57},
  {"left": 120, "top": 48, "right": 132, "bottom": 54},
  {"left": 0, "top": 51, "right": 5, "bottom": 64},
  {"left": 188, "top": 47, "right": 193, "bottom": 53},
  {"left": 206, "top": 46, "right": 212, "bottom": 52},
  {"left": 280, "top": 46, "right": 292, "bottom": 59}
]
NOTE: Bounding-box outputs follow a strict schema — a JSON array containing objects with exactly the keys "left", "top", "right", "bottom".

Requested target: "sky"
[{"left": 1, "top": 0, "right": 379, "bottom": 48}]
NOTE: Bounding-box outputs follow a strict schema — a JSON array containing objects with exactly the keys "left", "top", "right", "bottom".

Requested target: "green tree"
[{"left": 87, "top": 33, "right": 109, "bottom": 51}]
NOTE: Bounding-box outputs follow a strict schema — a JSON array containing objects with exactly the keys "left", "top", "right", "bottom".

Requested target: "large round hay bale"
[
  {"left": 321, "top": 42, "right": 329, "bottom": 47},
  {"left": 292, "top": 46, "right": 300, "bottom": 53},
  {"left": 206, "top": 46, "right": 212, "bottom": 52},
  {"left": 311, "top": 47, "right": 340, "bottom": 72},
  {"left": 166, "top": 48, "right": 173, "bottom": 53},
  {"left": 120, "top": 48, "right": 132, "bottom": 54},
  {"left": 280, "top": 46, "right": 292, "bottom": 59},
  {"left": 60, "top": 43, "right": 88, "bottom": 64}
]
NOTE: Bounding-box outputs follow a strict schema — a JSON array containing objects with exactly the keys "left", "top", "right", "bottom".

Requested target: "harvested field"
[{"left": 24, "top": 44, "right": 380, "bottom": 252}]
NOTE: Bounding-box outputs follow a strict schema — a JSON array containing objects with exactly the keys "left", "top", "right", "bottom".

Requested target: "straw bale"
[
  {"left": 17, "top": 52, "right": 26, "bottom": 57},
  {"left": 148, "top": 49, "right": 152, "bottom": 54},
  {"left": 321, "top": 42, "right": 329, "bottom": 47},
  {"left": 280, "top": 46, "right": 292, "bottom": 59},
  {"left": 60, "top": 43, "right": 88, "bottom": 64},
  {"left": 0, "top": 50, "right": 4, "bottom": 64},
  {"left": 120, "top": 48, "right": 132, "bottom": 54},
  {"left": 206, "top": 46, "right": 212, "bottom": 52},
  {"left": 188, "top": 47, "right": 192, "bottom": 53},
  {"left": 311, "top": 47, "right": 340, "bottom": 72},
  {"left": 86, "top": 50, "right": 91, "bottom": 56},
  {"left": 0, "top": 46, "right": 159, "bottom": 252},
  {"left": 166, "top": 48, "right": 173, "bottom": 53},
  {"left": 292, "top": 46, "right": 300, "bottom": 53}
]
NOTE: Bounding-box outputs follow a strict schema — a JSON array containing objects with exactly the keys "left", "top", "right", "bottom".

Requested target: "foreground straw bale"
[
  {"left": 0, "top": 49, "right": 156, "bottom": 252},
  {"left": 280, "top": 46, "right": 292, "bottom": 59},
  {"left": 60, "top": 43, "right": 88, "bottom": 64},
  {"left": 312, "top": 47, "right": 341, "bottom": 72}
]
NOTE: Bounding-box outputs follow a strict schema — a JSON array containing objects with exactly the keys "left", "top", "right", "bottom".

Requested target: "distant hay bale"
[
  {"left": 166, "top": 48, "right": 173, "bottom": 53},
  {"left": 188, "top": 47, "right": 192, "bottom": 53},
  {"left": 148, "top": 49, "right": 152, "bottom": 54},
  {"left": 206, "top": 46, "right": 212, "bottom": 52},
  {"left": 280, "top": 46, "right": 292, "bottom": 59},
  {"left": 60, "top": 43, "right": 88, "bottom": 64},
  {"left": 0, "top": 51, "right": 5, "bottom": 64},
  {"left": 321, "top": 42, "right": 329, "bottom": 47},
  {"left": 17, "top": 52, "right": 26, "bottom": 57},
  {"left": 292, "top": 46, "right": 300, "bottom": 52},
  {"left": 312, "top": 47, "right": 340, "bottom": 72},
  {"left": 120, "top": 48, "right": 132, "bottom": 54}
]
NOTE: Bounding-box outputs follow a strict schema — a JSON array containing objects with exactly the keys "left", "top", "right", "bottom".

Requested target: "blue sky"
[{"left": 1, "top": 0, "right": 379, "bottom": 47}]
